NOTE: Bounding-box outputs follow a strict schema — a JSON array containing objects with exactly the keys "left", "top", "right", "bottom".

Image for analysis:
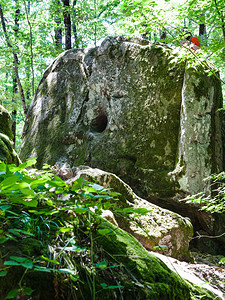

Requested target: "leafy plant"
[
  {"left": 184, "top": 172, "right": 225, "bottom": 266},
  {"left": 184, "top": 172, "right": 225, "bottom": 213},
  {"left": 0, "top": 158, "right": 153, "bottom": 299}
]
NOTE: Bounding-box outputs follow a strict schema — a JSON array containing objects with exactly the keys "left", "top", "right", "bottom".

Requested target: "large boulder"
[
  {"left": 20, "top": 37, "right": 224, "bottom": 251},
  {"left": 67, "top": 166, "right": 193, "bottom": 261},
  {"left": 20, "top": 36, "right": 223, "bottom": 199},
  {"left": 0, "top": 105, "right": 20, "bottom": 164}
]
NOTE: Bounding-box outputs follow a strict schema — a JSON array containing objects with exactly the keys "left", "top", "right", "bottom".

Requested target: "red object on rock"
[{"left": 190, "top": 37, "right": 201, "bottom": 49}]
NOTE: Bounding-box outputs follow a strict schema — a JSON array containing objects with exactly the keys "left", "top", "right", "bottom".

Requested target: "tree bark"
[
  {"left": 72, "top": 0, "right": 78, "bottom": 48},
  {"left": 12, "top": 77, "right": 17, "bottom": 145},
  {"left": 62, "top": 0, "right": 71, "bottom": 50},
  {"left": 12, "top": 3, "right": 20, "bottom": 144},
  {"left": 54, "top": 1, "right": 62, "bottom": 49},
  {"left": 23, "top": 0, "right": 35, "bottom": 96},
  {"left": 214, "top": 0, "right": 225, "bottom": 44},
  {"left": 0, "top": 4, "right": 27, "bottom": 116}
]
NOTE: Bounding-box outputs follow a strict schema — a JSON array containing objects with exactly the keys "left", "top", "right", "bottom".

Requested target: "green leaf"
[
  {"left": 58, "top": 245, "right": 86, "bottom": 252},
  {"left": 74, "top": 177, "right": 85, "bottom": 189},
  {"left": 88, "top": 183, "right": 105, "bottom": 191},
  {"left": 70, "top": 274, "right": 80, "bottom": 282},
  {"left": 9, "top": 256, "right": 28, "bottom": 263},
  {"left": 40, "top": 255, "right": 60, "bottom": 265},
  {"left": 0, "top": 236, "right": 9, "bottom": 244},
  {"left": 6, "top": 288, "right": 19, "bottom": 299},
  {"left": 17, "top": 158, "right": 37, "bottom": 170},
  {"left": 58, "top": 268, "right": 77, "bottom": 275},
  {"left": 0, "top": 205, "right": 11, "bottom": 211},
  {"left": 57, "top": 227, "right": 73, "bottom": 233},
  {"left": 96, "top": 261, "right": 108, "bottom": 270},
  {"left": 21, "top": 260, "right": 33, "bottom": 269},
  {"left": 153, "top": 245, "right": 167, "bottom": 250},
  {"left": 33, "top": 266, "right": 52, "bottom": 272},
  {"left": 15, "top": 229, "right": 34, "bottom": 236},
  {"left": 8, "top": 257, "right": 33, "bottom": 269},
  {"left": 23, "top": 287, "right": 34, "bottom": 296},
  {"left": 20, "top": 199, "right": 38, "bottom": 207},
  {"left": 97, "top": 229, "right": 112, "bottom": 235},
  {"left": 46, "top": 200, "right": 54, "bottom": 206},
  {"left": 100, "top": 283, "right": 123, "bottom": 289},
  {"left": 133, "top": 208, "right": 150, "bottom": 215},
  {"left": 0, "top": 175, "right": 20, "bottom": 189},
  {"left": 4, "top": 260, "right": 20, "bottom": 266},
  {"left": 8, "top": 229, "right": 21, "bottom": 237},
  {"left": 49, "top": 176, "right": 66, "bottom": 188},
  {"left": 0, "top": 270, "right": 8, "bottom": 277},
  {"left": 73, "top": 207, "right": 88, "bottom": 214},
  {"left": 219, "top": 257, "right": 225, "bottom": 264},
  {"left": 30, "top": 177, "right": 49, "bottom": 188}
]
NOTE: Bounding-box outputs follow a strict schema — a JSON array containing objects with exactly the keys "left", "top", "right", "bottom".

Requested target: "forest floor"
[{"left": 151, "top": 251, "right": 225, "bottom": 299}]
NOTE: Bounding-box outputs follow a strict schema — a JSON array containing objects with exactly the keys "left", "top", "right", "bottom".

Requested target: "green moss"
[
  {"left": 0, "top": 105, "right": 13, "bottom": 140},
  {"left": 0, "top": 134, "right": 20, "bottom": 164},
  {"left": 94, "top": 219, "right": 216, "bottom": 299}
]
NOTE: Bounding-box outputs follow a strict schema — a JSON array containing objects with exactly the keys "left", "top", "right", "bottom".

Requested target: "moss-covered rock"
[
  {"left": 19, "top": 36, "right": 224, "bottom": 254},
  {"left": 67, "top": 166, "right": 193, "bottom": 261},
  {"left": 20, "top": 37, "right": 223, "bottom": 199},
  {"left": 0, "top": 105, "right": 20, "bottom": 164},
  {"left": 94, "top": 219, "right": 218, "bottom": 300},
  {"left": 0, "top": 222, "right": 219, "bottom": 300}
]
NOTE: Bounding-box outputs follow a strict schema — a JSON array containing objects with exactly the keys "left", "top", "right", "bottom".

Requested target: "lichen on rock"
[
  {"left": 68, "top": 166, "right": 193, "bottom": 261},
  {"left": 20, "top": 36, "right": 223, "bottom": 200},
  {"left": 0, "top": 105, "right": 20, "bottom": 164}
]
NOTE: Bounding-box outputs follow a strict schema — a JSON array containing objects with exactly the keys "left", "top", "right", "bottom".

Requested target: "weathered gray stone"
[
  {"left": 0, "top": 105, "right": 20, "bottom": 164},
  {"left": 19, "top": 37, "right": 224, "bottom": 253},
  {"left": 67, "top": 166, "right": 193, "bottom": 261},
  {"left": 169, "top": 63, "right": 223, "bottom": 196},
  {"left": 20, "top": 36, "right": 223, "bottom": 200}
]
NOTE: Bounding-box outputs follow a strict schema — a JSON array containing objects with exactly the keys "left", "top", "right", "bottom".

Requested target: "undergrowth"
[
  {"left": 184, "top": 172, "right": 225, "bottom": 266},
  {"left": 0, "top": 159, "right": 151, "bottom": 299}
]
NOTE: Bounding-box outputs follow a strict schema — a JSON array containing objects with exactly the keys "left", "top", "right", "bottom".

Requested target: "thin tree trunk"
[
  {"left": 0, "top": 4, "right": 27, "bottom": 116},
  {"left": 54, "top": 1, "right": 62, "bottom": 49},
  {"left": 12, "top": 2, "right": 20, "bottom": 144},
  {"left": 23, "top": 0, "right": 35, "bottom": 96},
  {"left": 12, "top": 77, "right": 17, "bottom": 145},
  {"left": 62, "top": 0, "right": 71, "bottom": 50},
  {"left": 72, "top": 0, "right": 78, "bottom": 48},
  {"left": 94, "top": 0, "right": 97, "bottom": 47},
  {"left": 214, "top": 0, "right": 225, "bottom": 44},
  {"left": 55, "top": 23, "right": 62, "bottom": 49}
]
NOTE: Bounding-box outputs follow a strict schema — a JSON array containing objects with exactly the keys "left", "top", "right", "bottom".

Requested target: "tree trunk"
[
  {"left": 199, "top": 13, "right": 207, "bottom": 46},
  {"left": 12, "top": 77, "right": 17, "bottom": 145},
  {"left": 11, "top": 3, "right": 20, "bottom": 144},
  {"left": 62, "top": 0, "right": 71, "bottom": 50},
  {"left": 23, "top": 0, "right": 35, "bottom": 96},
  {"left": 0, "top": 4, "right": 27, "bottom": 116},
  {"left": 199, "top": 24, "right": 205, "bottom": 36},
  {"left": 214, "top": 0, "right": 225, "bottom": 44},
  {"left": 54, "top": 1, "right": 62, "bottom": 50},
  {"left": 72, "top": 0, "right": 78, "bottom": 48}
]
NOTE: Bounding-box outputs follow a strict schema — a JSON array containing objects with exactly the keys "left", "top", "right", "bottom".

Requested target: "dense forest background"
[{"left": 0, "top": 0, "right": 225, "bottom": 150}]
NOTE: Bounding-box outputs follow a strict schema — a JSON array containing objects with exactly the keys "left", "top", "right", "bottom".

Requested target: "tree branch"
[{"left": 192, "top": 231, "right": 225, "bottom": 240}]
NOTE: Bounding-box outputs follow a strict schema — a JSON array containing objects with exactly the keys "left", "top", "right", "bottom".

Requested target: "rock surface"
[
  {"left": 20, "top": 36, "right": 223, "bottom": 199},
  {"left": 152, "top": 251, "right": 225, "bottom": 299},
  {"left": 0, "top": 105, "right": 20, "bottom": 164},
  {"left": 66, "top": 166, "right": 193, "bottom": 261}
]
